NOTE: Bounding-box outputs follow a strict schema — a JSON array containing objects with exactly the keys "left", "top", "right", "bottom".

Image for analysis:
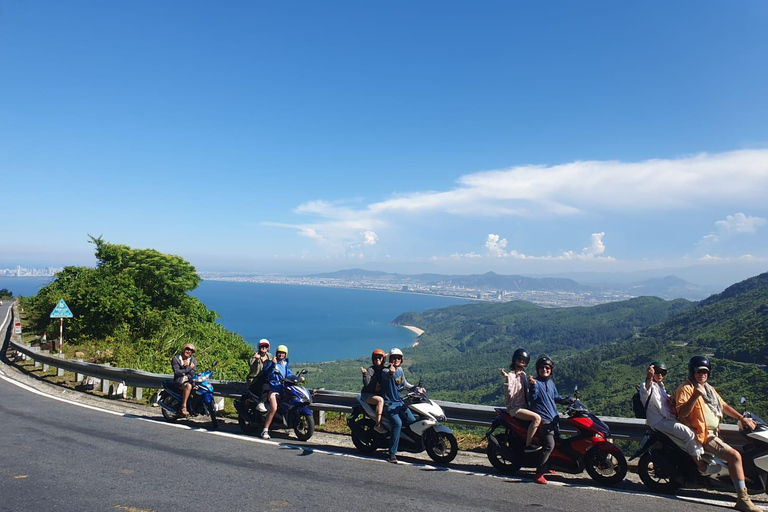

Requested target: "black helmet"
[
  {"left": 536, "top": 356, "right": 554, "bottom": 370},
  {"left": 511, "top": 348, "right": 530, "bottom": 368},
  {"left": 688, "top": 355, "right": 711, "bottom": 380}
]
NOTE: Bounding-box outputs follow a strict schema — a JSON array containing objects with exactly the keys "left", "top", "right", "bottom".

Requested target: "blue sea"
[{"left": 0, "top": 277, "right": 469, "bottom": 363}]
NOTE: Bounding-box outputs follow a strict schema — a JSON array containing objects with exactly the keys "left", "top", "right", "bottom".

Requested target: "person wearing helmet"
[
  {"left": 639, "top": 361, "right": 716, "bottom": 475},
  {"left": 500, "top": 348, "right": 541, "bottom": 453},
  {"left": 172, "top": 343, "right": 197, "bottom": 416},
  {"left": 528, "top": 355, "right": 572, "bottom": 484},
  {"left": 675, "top": 356, "right": 759, "bottom": 512},
  {"left": 261, "top": 344, "right": 304, "bottom": 439},
  {"left": 380, "top": 348, "right": 423, "bottom": 464},
  {"left": 361, "top": 349, "right": 387, "bottom": 434},
  {"left": 247, "top": 339, "right": 273, "bottom": 413}
]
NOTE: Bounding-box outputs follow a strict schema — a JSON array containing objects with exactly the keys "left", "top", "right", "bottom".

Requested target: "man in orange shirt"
[{"left": 675, "top": 355, "right": 759, "bottom": 512}]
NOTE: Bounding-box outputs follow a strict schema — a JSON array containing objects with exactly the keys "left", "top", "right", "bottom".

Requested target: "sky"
[{"left": 1, "top": 1, "right": 767, "bottom": 287}]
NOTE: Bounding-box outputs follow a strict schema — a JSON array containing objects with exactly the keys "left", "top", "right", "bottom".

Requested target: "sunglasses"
[
  {"left": 184, "top": 348, "right": 194, "bottom": 353},
  {"left": 696, "top": 369, "right": 710, "bottom": 375},
  {"left": 372, "top": 355, "right": 384, "bottom": 359},
  {"left": 540, "top": 365, "right": 552, "bottom": 371},
  {"left": 654, "top": 368, "right": 667, "bottom": 376},
  {"left": 390, "top": 356, "right": 403, "bottom": 360}
]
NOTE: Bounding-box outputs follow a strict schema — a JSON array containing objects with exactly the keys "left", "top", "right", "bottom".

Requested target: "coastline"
[{"left": 399, "top": 325, "right": 425, "bottom": 336}]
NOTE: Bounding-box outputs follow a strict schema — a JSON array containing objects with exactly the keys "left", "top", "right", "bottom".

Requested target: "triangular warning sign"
[{"left": 50, "top": 299, "right": 74, "bottom": 318}]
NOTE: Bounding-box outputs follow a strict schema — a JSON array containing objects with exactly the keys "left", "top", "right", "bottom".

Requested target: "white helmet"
[
  {"left": 258, "top": 339, "right": 270, "bottom": 348},
  {"left": 389, "top": 348, "right": 404, "bottom": 362}
]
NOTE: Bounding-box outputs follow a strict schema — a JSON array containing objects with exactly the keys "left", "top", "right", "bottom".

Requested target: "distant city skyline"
[{"left": 1, "top": 2, "right": 767, "bottom": 285}]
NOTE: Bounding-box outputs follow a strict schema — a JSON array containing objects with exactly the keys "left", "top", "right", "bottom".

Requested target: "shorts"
[
  {"left": 361, "top": 393, "right": 382, "bottom": 403},
  {"left": 506, "top": 406, "right": 524, "bottom": 416},
  {"left": 704, "top": 435, "right": 733, "bottom": 459}
]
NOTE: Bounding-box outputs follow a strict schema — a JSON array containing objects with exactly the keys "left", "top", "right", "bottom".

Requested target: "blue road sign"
[{"left": 50, "top": 299, "right": 74, "bottom": 318}]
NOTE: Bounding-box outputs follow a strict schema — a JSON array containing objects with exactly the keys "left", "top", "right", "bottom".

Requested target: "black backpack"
[{"left": 632, "top": 386, "right": 653, "bottom": 419}]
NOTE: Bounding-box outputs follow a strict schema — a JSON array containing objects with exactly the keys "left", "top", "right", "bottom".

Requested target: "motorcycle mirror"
[
  {"left": 573, "top": 385, "right": 579, "bottom": 399},
  {"left": 740, "top": 397, "right": 747, "bottom": 405},
  {"left": 418, "top": 377, "right": 423, "bottom": 388}
]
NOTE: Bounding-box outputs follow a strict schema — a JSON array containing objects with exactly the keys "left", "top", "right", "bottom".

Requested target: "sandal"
[{"left": 181, "top": 406, "right": 190, "bottom": 416}]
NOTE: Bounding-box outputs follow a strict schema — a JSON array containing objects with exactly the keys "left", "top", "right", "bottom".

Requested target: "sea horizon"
[{"left": 1, "top": 276, "right": 470, "bottom": 363}]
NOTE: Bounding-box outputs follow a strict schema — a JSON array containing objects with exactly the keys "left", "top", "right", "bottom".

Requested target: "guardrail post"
[
  {"left": 214, "top": 397, "right": 225, "bottom": 412},
  {"left": 56, "top": 353, "right": 65, "bottom": 377},
  {"left": 314, "top": 409, "right": 326, "bottom": 426}
]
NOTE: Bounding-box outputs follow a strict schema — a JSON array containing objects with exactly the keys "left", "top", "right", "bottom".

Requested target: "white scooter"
[{"left": 347, "top": 384, "right": 458, "bottom": 464}]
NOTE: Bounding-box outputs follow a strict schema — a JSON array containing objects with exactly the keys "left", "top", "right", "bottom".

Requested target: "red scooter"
[{"left": 486, "top": 390, "right": 627, "bottom": 486}]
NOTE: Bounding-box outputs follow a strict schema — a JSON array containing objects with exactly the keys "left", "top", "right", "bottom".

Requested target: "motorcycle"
[
  {"left": 347, "top": 384, "right": 458, "bottom": 465},
  {"left": 233, "top": 368, "right": 315, "bottom": 441},
  {"left": 158, "top": 367, "right": 218, "bottom": 429},
  {"left": 632, "top": 397, "right": 768, "bottom": 495},
  {"left": 486, "top": 389, "right": 627, "bottom": 486}
]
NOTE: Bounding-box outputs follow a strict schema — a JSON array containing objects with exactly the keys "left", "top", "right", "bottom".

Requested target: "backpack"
[{"left": 632, "top": 386, "right": 653, "bottom": 419}]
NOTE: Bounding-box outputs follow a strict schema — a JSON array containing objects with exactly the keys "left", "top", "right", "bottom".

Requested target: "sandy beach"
[{"left": 400, "top": 325, "right": 425, "bottom": 336}]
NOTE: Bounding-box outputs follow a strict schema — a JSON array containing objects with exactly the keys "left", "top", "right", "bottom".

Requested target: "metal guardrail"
[{"left": 4, "top": 306, "right": 743, "bottom": 446}]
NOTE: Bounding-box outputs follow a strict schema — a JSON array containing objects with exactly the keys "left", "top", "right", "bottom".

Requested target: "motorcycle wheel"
[
  {"left": 237, "top": 399, "right": 261, "bottom": 434},
  {"left": 160, "top": 393, "right": 179, "bottom": 423},
  {"left": 207, "top": 402, "right": 219, "bottom": 430},
  {"left": 425, "top": 431, "right": 458, "bottom": 465},
  {"left": 638, "top": 452, "right": 681, "bottom": 494},
  {"left": 486, "top": 433, "right": 522, "bottom": 475},
  {"left": 350, "top": 416, "right": 378, "bottom": 454},
  {"left": 293, "top": 414, "right": 315, "bottom": 441},
  {"left": 585, "top": 445, "right": 628, "bottom": 487}
]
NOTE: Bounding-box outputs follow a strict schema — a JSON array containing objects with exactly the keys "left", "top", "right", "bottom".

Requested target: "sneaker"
[
  {"left": 388, "top": 454, "right": 398, "bottom": 464},
  {"left": 256, "top": 402, "right": 267, "bottom": 413},
  {"left": 374, "top": 424, "right": 387, "bottom": 434},
  {"left": 533, "top": 474, "right": 548, "bottom": 485},
  {"left": 524, "top": 444, "right": 542, "bottom": 453},
  {"left": 260, "top": 429, "right": 270, "bottom": 440}
]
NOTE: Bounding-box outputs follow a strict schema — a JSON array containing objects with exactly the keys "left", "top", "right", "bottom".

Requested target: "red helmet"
[{"left": 372, "top": 349, "right": 386, "bottom": 363}]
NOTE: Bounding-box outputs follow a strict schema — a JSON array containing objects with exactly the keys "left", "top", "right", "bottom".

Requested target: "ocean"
[{"left": 0, "top": 277, "right": 469, "bottom": 363}]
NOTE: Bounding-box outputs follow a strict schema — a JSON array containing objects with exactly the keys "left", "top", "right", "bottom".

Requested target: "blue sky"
[{"left": 1, "top": 1, "right": 767, "bottom": 286}]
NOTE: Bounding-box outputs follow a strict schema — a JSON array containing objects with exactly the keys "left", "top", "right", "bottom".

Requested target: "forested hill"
[
  {"left": 392, "top": 296, "right": 693, "bottom": 354},
  {"left": 307, "top": 296, "right": 694, "bottom": 404},
  {"left": 640, "top": 270, "right": 768, "bottom": 363},
  {"left": 555, "top": 271, "right": 768, "bottom": 419}
]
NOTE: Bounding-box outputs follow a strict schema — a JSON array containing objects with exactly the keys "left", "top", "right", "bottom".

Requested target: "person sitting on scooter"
[
  {"left": 675, "top": 356, "right": 760, "bottom": 512},
  {"left": 528, "top": 355, "right": 572, "bottom": 484},
  {"left": 172, "top": 343, "right": 197, "bottom": 416},
  {"left": 501, "top": 348, "right": 541, "bottom": 453},
  {"left": 381, "top": 348, "right": 424, "bottom": 464},
  {"left": 261, "top": 344, "right": 304, "bottom": 439},
  {"left": 639, "top": 361, "right": 717, "bottom": 475},
  {"left": 247, "top": 339, "right": 273, "bottom": 414},
  {"left": 361, "top": 349, "right": 387, "bottom": 434}
]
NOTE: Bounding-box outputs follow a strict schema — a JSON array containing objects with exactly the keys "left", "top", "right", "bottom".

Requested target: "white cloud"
[
  {"left": 439, "top": 232, "right": 614, "bottom": 261},
  {"left": 695, "top": 212, "right": 767, "bottom": 255},
  {"left": 363, "top": 231, "right": 379, "bottom": 245},
  {"left": 714, "top": 213, "right": 767, "bottom": 235},
  {"left": 267, "top": 149, "right": 768, "bottom": 260}
]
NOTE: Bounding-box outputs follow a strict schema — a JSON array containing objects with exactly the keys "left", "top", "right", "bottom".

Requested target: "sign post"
[{"left": 50, "top": 299, "right": 74, "bottom": 354}]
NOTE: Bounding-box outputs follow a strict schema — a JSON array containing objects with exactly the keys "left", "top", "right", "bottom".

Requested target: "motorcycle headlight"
[{"left": 437, "top": 414, "right": 446, "bottom": 422}]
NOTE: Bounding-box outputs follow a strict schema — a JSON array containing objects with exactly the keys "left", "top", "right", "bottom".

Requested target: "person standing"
[
  {"left": 528, "top": 356, "right": 571, "bottom": 484},
  {"left": 380, "top": 348, "right": 421, "bottom": 464},
  {"left": 261, "top": 344, "right": 303, "bottom": 439},
  {"left": 172, "top": 343, "right": 197, "bottom": 416},
  {"left": 675, "top": 355, "right": 760, "bottom": 512}
]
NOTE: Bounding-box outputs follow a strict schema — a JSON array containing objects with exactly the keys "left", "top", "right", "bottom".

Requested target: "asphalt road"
[{"left": 2, "top": 360, "right": 765, "bottom": 512}]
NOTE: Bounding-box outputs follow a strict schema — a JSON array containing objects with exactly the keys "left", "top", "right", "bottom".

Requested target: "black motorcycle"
[{"left": 632, "top": 398, "right": 768, "bottom": 495}]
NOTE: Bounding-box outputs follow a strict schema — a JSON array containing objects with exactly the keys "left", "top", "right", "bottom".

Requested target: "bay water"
[{"left": 1, "top": 277, "right": 469, "bottom": 363}]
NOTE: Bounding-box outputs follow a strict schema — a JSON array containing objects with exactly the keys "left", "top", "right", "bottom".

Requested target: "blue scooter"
[
  {"left": 233, "top": 368, "right": 315, "bottom": 441},
  {"left": 158, "top": 368, "right": 218, "bottom": 429}
]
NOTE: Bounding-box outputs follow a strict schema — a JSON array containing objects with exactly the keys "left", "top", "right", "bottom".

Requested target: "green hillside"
[
  {"left": 303, "top": 296, "right": 695, "bottom": 404},
  {"left": 305, "top": 272, "right": 768, "bottom": 420}
]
